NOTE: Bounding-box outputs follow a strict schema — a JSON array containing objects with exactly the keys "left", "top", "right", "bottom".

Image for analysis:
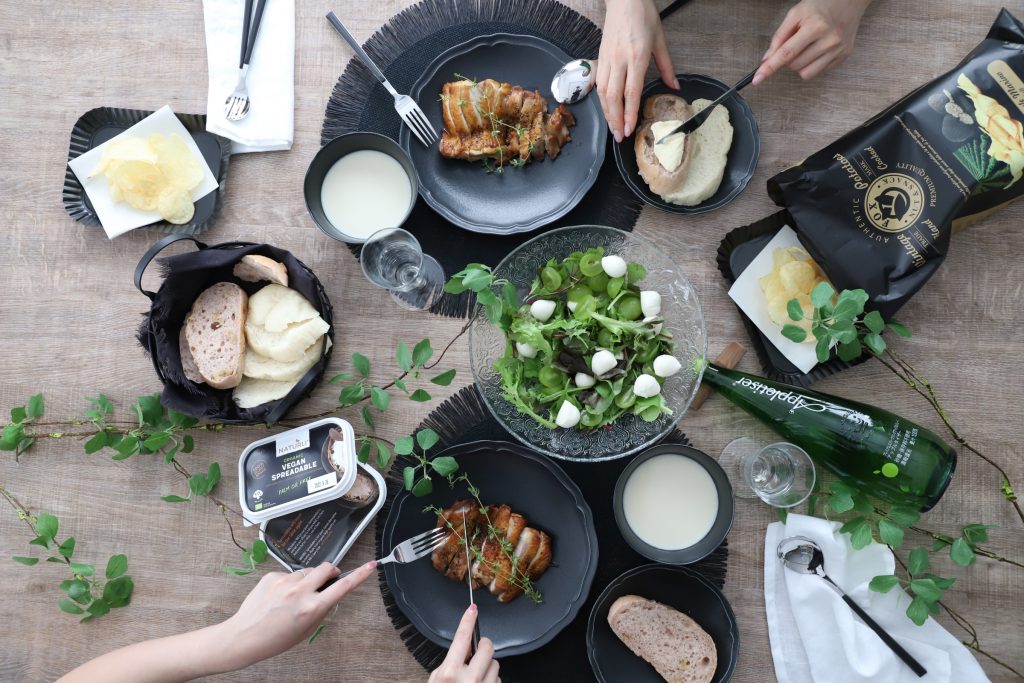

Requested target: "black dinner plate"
[
  {"left": 587, "top": 564, "right": 739, "bottom": 683},
  {"left": 613, "top": 73, "right": 760, "bottom": 214},
  {"left": 381, "top": 439, "right": 599, "bottom": 656},
  {"left": 400, "top": 33, "right": 607, "bottom": 235}
]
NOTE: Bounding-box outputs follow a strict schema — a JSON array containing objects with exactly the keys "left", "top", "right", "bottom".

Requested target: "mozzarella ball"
[
  {"left": 653, "top": 354, "right": 682, "bottom": 378},
  {"left": 601, "top": 255, "right": 627, "bottom": 278},
  {"left": 644, "top": 316, "right": 663, "bottom": 334},
  {"left": 516, "top": 341, "right": 537, "bottom": 359},
  {"left": 567, "top": 300, "right": 578, "bottom": 312},
  {"left": 555, "top": 401, "right": 581, "bottom": 428},
  {"left": 633, "top": 374, "right": 662, "bottom": 398},
  {"left": 640, "top": 290, "right": 661, "bottom": 318},
  {"left": 590, "top": 349, "right": 617, "bottom": 376},
  {"left": 574, "top": 372, "right": 596, "bottom": 388},
  {"left": 530, "top": 299, "right": 556, "bottom": 322}
]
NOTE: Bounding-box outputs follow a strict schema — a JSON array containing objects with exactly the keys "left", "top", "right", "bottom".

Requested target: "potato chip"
[
  {"left": 157, "top": 187, "right": 195, "bottom": 224},
  {"left": 760, "top": 247, "right": 831, "bottom": 344},
  {"left": 779, "top": 260, "right": 818, "bottom": 294},
  {"left": 153, "top": 134, "right": 205, "bottom": 191}
]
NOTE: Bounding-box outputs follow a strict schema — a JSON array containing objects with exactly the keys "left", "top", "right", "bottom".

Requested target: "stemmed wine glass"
[
  {"left": 719, "top": 438, "right": 816, "bottom": 508},
  {"left": 360, "top": 228, "right": 445, "bottom": 311}
]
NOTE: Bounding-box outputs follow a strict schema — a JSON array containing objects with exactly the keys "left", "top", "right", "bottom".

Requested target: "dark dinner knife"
[
  {"left": 657, "top": 66, "right": 758, "bottom": 140},
  {"left": 462, "top": 511, "right": 481, "bottom": 654}
]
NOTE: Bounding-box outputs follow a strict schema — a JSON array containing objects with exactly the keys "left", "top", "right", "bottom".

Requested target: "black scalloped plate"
[
  {"left": 399, "top": 33, "right": 607, "bottom": 235},
  {"left": 587, "top": 564, "right": 739, "bottom": 683},
  {"left": 63, "top": 107, "right": 232, "bottom": 236},
  {"left": 613, "top": 73, "right": 760, "bottom": 214},
  {"left": 716, "top": 210, "right": 869, "bottom": 387},
  {"left": 381, "top": 440, "right": 599, "bottom": 657}
]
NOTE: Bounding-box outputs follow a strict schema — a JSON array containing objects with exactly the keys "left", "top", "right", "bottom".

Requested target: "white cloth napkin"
[
  {"left": 764, "top": 513, "right": 989, "bottom": 683},
  {"left": 203, "top": 0, "right": 294, "bottom": 153}
]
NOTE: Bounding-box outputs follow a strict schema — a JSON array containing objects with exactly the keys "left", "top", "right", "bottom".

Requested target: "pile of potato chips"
[
  {"left": 759, "top": 247, "right": 831, "bottom": 343},
  {"left": 89, "top": 133, "right": 202, "bottom": 224}
]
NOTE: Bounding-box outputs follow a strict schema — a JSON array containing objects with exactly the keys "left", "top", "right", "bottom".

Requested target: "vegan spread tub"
[{"left": 238, "top": 418, "right": 357, "bottom": 526}]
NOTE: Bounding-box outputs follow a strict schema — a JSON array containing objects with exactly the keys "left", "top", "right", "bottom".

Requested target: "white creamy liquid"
[
  {"left": 320, "top": 150, "right": 413, "bottom": 239},
  {"left": 622, "top": 454, "right": 719, "bottom": 550}
]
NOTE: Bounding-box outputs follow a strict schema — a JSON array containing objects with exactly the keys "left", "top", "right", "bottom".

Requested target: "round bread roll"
[{"left": 635, "top": 95, "right": 696, "bottom": 197}]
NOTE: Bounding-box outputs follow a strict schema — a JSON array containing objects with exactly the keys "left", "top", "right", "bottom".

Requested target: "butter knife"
[
  {"left": 658, "top": 66, "right": 758, "bottom": 140},
  {"left": 462, "top": 511, "right": 481, "bottom": 653}
]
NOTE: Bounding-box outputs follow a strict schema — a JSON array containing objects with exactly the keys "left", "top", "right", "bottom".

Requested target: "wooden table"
[{"left": 1, "top": 0, "right": 1022, "bottom": 680}]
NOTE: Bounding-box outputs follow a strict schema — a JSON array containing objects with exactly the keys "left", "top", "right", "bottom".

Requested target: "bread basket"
[{"left": 134, "top": 234, "right": 335, "bottom": 424}]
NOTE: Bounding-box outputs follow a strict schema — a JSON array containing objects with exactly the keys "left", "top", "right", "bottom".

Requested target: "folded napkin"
[
  {"left": 764, "top": 513, "right": 989, "bottom": 683},
  {"left": 203, "top": 0, "right": 294, "bottom": 153}
]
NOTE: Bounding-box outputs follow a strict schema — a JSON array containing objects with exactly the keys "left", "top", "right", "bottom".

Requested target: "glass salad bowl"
[{"left": 468, "top": 225, "right": 706, "bottom": 462}]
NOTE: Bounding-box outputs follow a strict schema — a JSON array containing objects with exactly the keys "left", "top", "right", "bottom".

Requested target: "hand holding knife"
[{"left": 657, "top": 66, "right": 759, "bottom": 140}]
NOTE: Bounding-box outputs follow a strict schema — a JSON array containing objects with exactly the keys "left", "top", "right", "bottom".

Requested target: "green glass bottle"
[{"left": 701, "top": 362, "right": 956, "bottom": 511}]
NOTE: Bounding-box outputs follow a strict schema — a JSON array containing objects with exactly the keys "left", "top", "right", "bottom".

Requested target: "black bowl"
[
  {"left": 613, "top": 73, "right": 760, "bottom": 214},
  {"left": 587, "top": 564, "right": 739, "bottom": 683},
  {"left": 303, "top": 132, "right": 418, "bottom": 243},
  {"left": 613, "top": 444, "right": 734, "bottom": 564}
]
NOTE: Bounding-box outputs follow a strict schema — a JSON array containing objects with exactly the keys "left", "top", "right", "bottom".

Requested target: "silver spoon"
[
  {"left": 551, "top": 59, "right": 598, "bottom": 104},
  {"left": 778, "top": 536, "right": 927, "bottom": 678}
]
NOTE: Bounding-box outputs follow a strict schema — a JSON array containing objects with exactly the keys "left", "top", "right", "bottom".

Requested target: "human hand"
[
  {"left": 428, "top": 606, "right": 500, "bottom": 683},
  {"left": 597, "top": 0, "right": 678, "bottom": 142},
  {"left": 754, "top": 0, "right": 871, "bottom": 84},
  {"left": 215, "top": 560, "right": 376, "bottom": 670}
]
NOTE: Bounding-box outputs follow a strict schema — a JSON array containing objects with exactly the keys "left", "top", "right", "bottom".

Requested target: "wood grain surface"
[{"left": 1, "top": 0, "right": 1022, "bottom": 681}]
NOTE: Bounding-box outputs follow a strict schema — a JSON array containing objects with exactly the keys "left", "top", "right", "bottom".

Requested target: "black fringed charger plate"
[
  {"left": 587, "top": 564, "right": 739, "bottom": 683},
  {"left": 400, "top": 33, "right": 607, "bottom": 235},
  {"left": 381, "top": 439, "right": 599, "bottom": 656},
  {"left": 63, "top": 107, "right": 232, "bottom": 236},
  {"left": 614, "top": 74, "right": 759, "bottom": 214},
  {"left": 716, "top": 210, "right": 869, "bottom": 387}
]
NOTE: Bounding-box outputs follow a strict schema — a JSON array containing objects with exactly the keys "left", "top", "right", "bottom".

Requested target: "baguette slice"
[
  {"left": 635, "top": 95, "right": 696, "bottom": 196},
  {"left": 608, "top": 595, "right": 717, "bottom": 683},
  {"left": 185, "top": 282, "right": 248, "bottom": 389},
  {"left": 233, "top": 255, "right": 288, "bottom": 286}
]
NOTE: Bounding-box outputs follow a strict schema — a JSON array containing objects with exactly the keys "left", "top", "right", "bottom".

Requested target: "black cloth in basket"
[
  {"left": 375, "top": 385, "right": 728, "bottom": 681},
  {"left": 134, "top": 234, "right": 335, "bottom": 424}
]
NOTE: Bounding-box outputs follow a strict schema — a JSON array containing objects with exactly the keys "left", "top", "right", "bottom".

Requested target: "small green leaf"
[
  {"left": 395, "top": 437, "right": 414, "bottom": 456},
  {"left": 781, "top": 324, "right": 807, "bottom": 343},
  {"left": 352, "top": 353, "right": 371, "bottom": 378},
  {"left": 864, "top": 332, "right": 886, "bottom": 355},
  {"left": 188, "top": 474, "right": 208, "bottom": 497},
  {"left": 402, "top": 466, "right": 416, "bottom": 491},
  {"left": 908, "top": 547, "right": 930, "bottom": 575},
  {"left": 811, "top": 281, "right": 836, "bottom": 308},
  {"left": 887, "top": 321, "right": 912, "bottom": 337},
  {"left": 134, "top": 394, "right": 164, "bottom": 427},
  {"left": 412, "top": 339, "right": 433, "bottom": 367},
  {"left": 850, "top": 522, "right": 874, "bottom": 549},
  {"left": 338, "top": 384, "right": 365, "bottom": 406},
  {"left": 961, "top": 523, "right": 996, "bottom": 545},
  {"left": 376, "top": 441, "right": 391, "bottom": 468},
  {"left": 909, "top": 578, "right": 942, "bottom": 602},
  {"left": 371, "top": 386, "right": 390, "bottom": 412},
  {"left": 906, "top": 596, "right": 930, "bottom": 625},
  {"left": 112, "top": 434, "right": 139, "bottom": 460},
  {"left": 222, "top": 567, "right": 255, "bottom": 576},
  {"left": 83, "top": 432, "right": 108, "bottom": 455},
  {"left": 10, "top": 406, "right": 26, "bottom": 423},
  {"left": 46, "top": 556, "right": 65, "bottom": 563},
  {"left": 443, "top": 278, "right": 467, "bottom": 294},
  {"left": 430, "top": 369, "right": 457, "bottom": 386},
  {"left": 776, "top": 507, "right": 789, "bottom": 523},
  {"left": 28, "top": 535, "right": 52, "bottom": 549},
  {"left": 86, "top": 599, "right": 111, "bottom": 619},
  {"left": 409, "top": 389, "right": 431, "bottom": 402},
  {"left": 163, "top": 444, "right": 180, "bottom": 464},
  {"left": 12, "top": 556, "right": 38, "bottom": 566},
  {"left": 886, "top": 506, "right": 920, "bottom": 528},
  {"left": 416, "top": 428, "right": 439, "bottom": 452},
  {"left": 70, "top": 562, "right": 95, "bottom": 577},
  {"left": 58, "top": 537, "right": 76, "bottom": 559},
  {"left": 0, "top": 423, "right": 24, "bottom": 450},
  {"left": 35, "top": 513, "right": 58, "bottom": 541},
  {"left": 430, "top": 456, "right": 459, "bottom": 476},
  {"left": 814, "top": 335, "right": 831, "bottom": 363},
  {"left": 863, "top": 310, "right": 885, "bottom": 333},
  {"left": 460, "top": 267, "right": 493, "bottom": 292},
  {"left": 411, "top": 476, "right": 433, "bottom": 497},
  {"left": 329, "top": 373, "right": 354, "bottom": 383},
  {"left": 829, "top": 493, "right": 855, "bottom": 514},
  {"left": 58, "top": 598, "right": 85, "bottom": 615},
  {"left": 837, "top": 340, "right": 863, "bottom": 362},
  {"left": 143, "top": 433, "right": 171, "bottom": 452},
  {"left": 878, "top": 520, "right": 905, "bottom": 548},
  {"left": 786, "top": 298, "right": 804, "bottom": 321},
  {"left": 928, "top": 575, "right": 956, "bottom": 590},
  {"left": 394, "top": 378, "right": 408, "bottom": 394},
  {"left": 361, "top": 406, "right": 375, "bottom": 431},
  {"left": 309, "top": 623, "right": 328, "bottom": 644},
  {"left": 251, "top": 539, "right": 269, "bottom": 564},
  {"left": 839, "top": 516, "right": 868, "bottom": 535},
  {"left": 869, "top": 574, "right": 900, "bottom": 593},
  {"left": 105, "top": 554, "right": 128, "bottom": 579},
  {"left": 161, "top": 494, "right": 190, "bottom": 503},
  {"left": 396, "top": 342, "right": 413, "bottom": 372},
  {"left": 357, "top": 439, "right": 371, "bottom": 463},
  {"left": 169, "top": 411, "right": 198, "bottom": 429},
  {"left": 950, "top": 538, "right": 976, "bottom": 566},
  {"left": 26, "top": 394, "right": 45, "bottom": 419},
  {"left": 181, "top": 435, "right": 194, "bottom": 454},
  {"left": 65, "top": 579, "right": 91, "bottom": 603}
]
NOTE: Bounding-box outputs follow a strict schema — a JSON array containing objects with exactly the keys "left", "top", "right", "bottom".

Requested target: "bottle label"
[
  {"left": 883, "top": 419, "right": 919, "bottom": 467},
  {"left": 731, "top": 377, "right": 829, "bottom": 413}
]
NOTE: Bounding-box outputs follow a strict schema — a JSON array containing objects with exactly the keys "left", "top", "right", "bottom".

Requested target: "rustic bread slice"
[
  {"left": 635, "top": 95, "right": 696, "bottom": 196},
  {"left": 233, "top": 255, "right": 288, "bottom": 286},
  {"left": 662, "top": 98, "right": 733, "bottom": 206},
  {"left": 185, "top": 282, "right": 247, "bottom": 389},
  {"left": 607, "top": 595, "right": 717, "bottom": 683},
  {"left": 179, "top": 325, "right": 205, "bottom": 384}
]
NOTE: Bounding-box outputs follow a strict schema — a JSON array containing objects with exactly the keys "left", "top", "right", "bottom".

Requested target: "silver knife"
[
  {"left": 658, "top": 66, "right": 758, "bottom": 141},
  {"left": 462, "top": 511, "right": 481, "bottom": 653}
]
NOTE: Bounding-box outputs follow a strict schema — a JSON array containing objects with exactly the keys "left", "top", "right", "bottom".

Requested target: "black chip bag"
[{"left": 768, "top": 9, "right": 1024, "bottom": 316}]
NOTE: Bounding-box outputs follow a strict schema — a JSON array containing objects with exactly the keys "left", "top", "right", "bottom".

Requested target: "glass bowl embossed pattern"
[{"left": 469, "top": 226, "right": 706, "bottom": 462}]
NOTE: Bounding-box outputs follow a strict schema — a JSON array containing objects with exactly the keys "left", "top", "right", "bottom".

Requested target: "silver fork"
[
  {"left": 326, "top": 526, "right": 450, "bottom": 586},
  {"left": 325, "top": 11, "right": 438, "bottom": 147},
  {"left": 224, "top": 0, "right": 268, "bottom": 122}
]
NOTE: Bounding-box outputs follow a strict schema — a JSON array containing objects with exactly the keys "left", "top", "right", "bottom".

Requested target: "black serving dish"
[
  {"left": 716, "top": 210, "right": 870, "bottom": 387},
  {"left": 587, "top": 564, "right": 739, "bottom": 683},
  {"left": 63, "top": 107, "right": 232, "bottom": 236},
  {"left": 304, "top": 132, "right": 418, "bottom": 243},
  {"left": 400, "top": 32, "right": 607, "bottom": 235},
  {"left": 613, "top": 73, "right": 759, "bottom": 214},
  {"left": 380, "top": 440, "right": 599, "bottom": 657},
  {"left": 613, "top": 444, "right": 734, "bottom": 565}
]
